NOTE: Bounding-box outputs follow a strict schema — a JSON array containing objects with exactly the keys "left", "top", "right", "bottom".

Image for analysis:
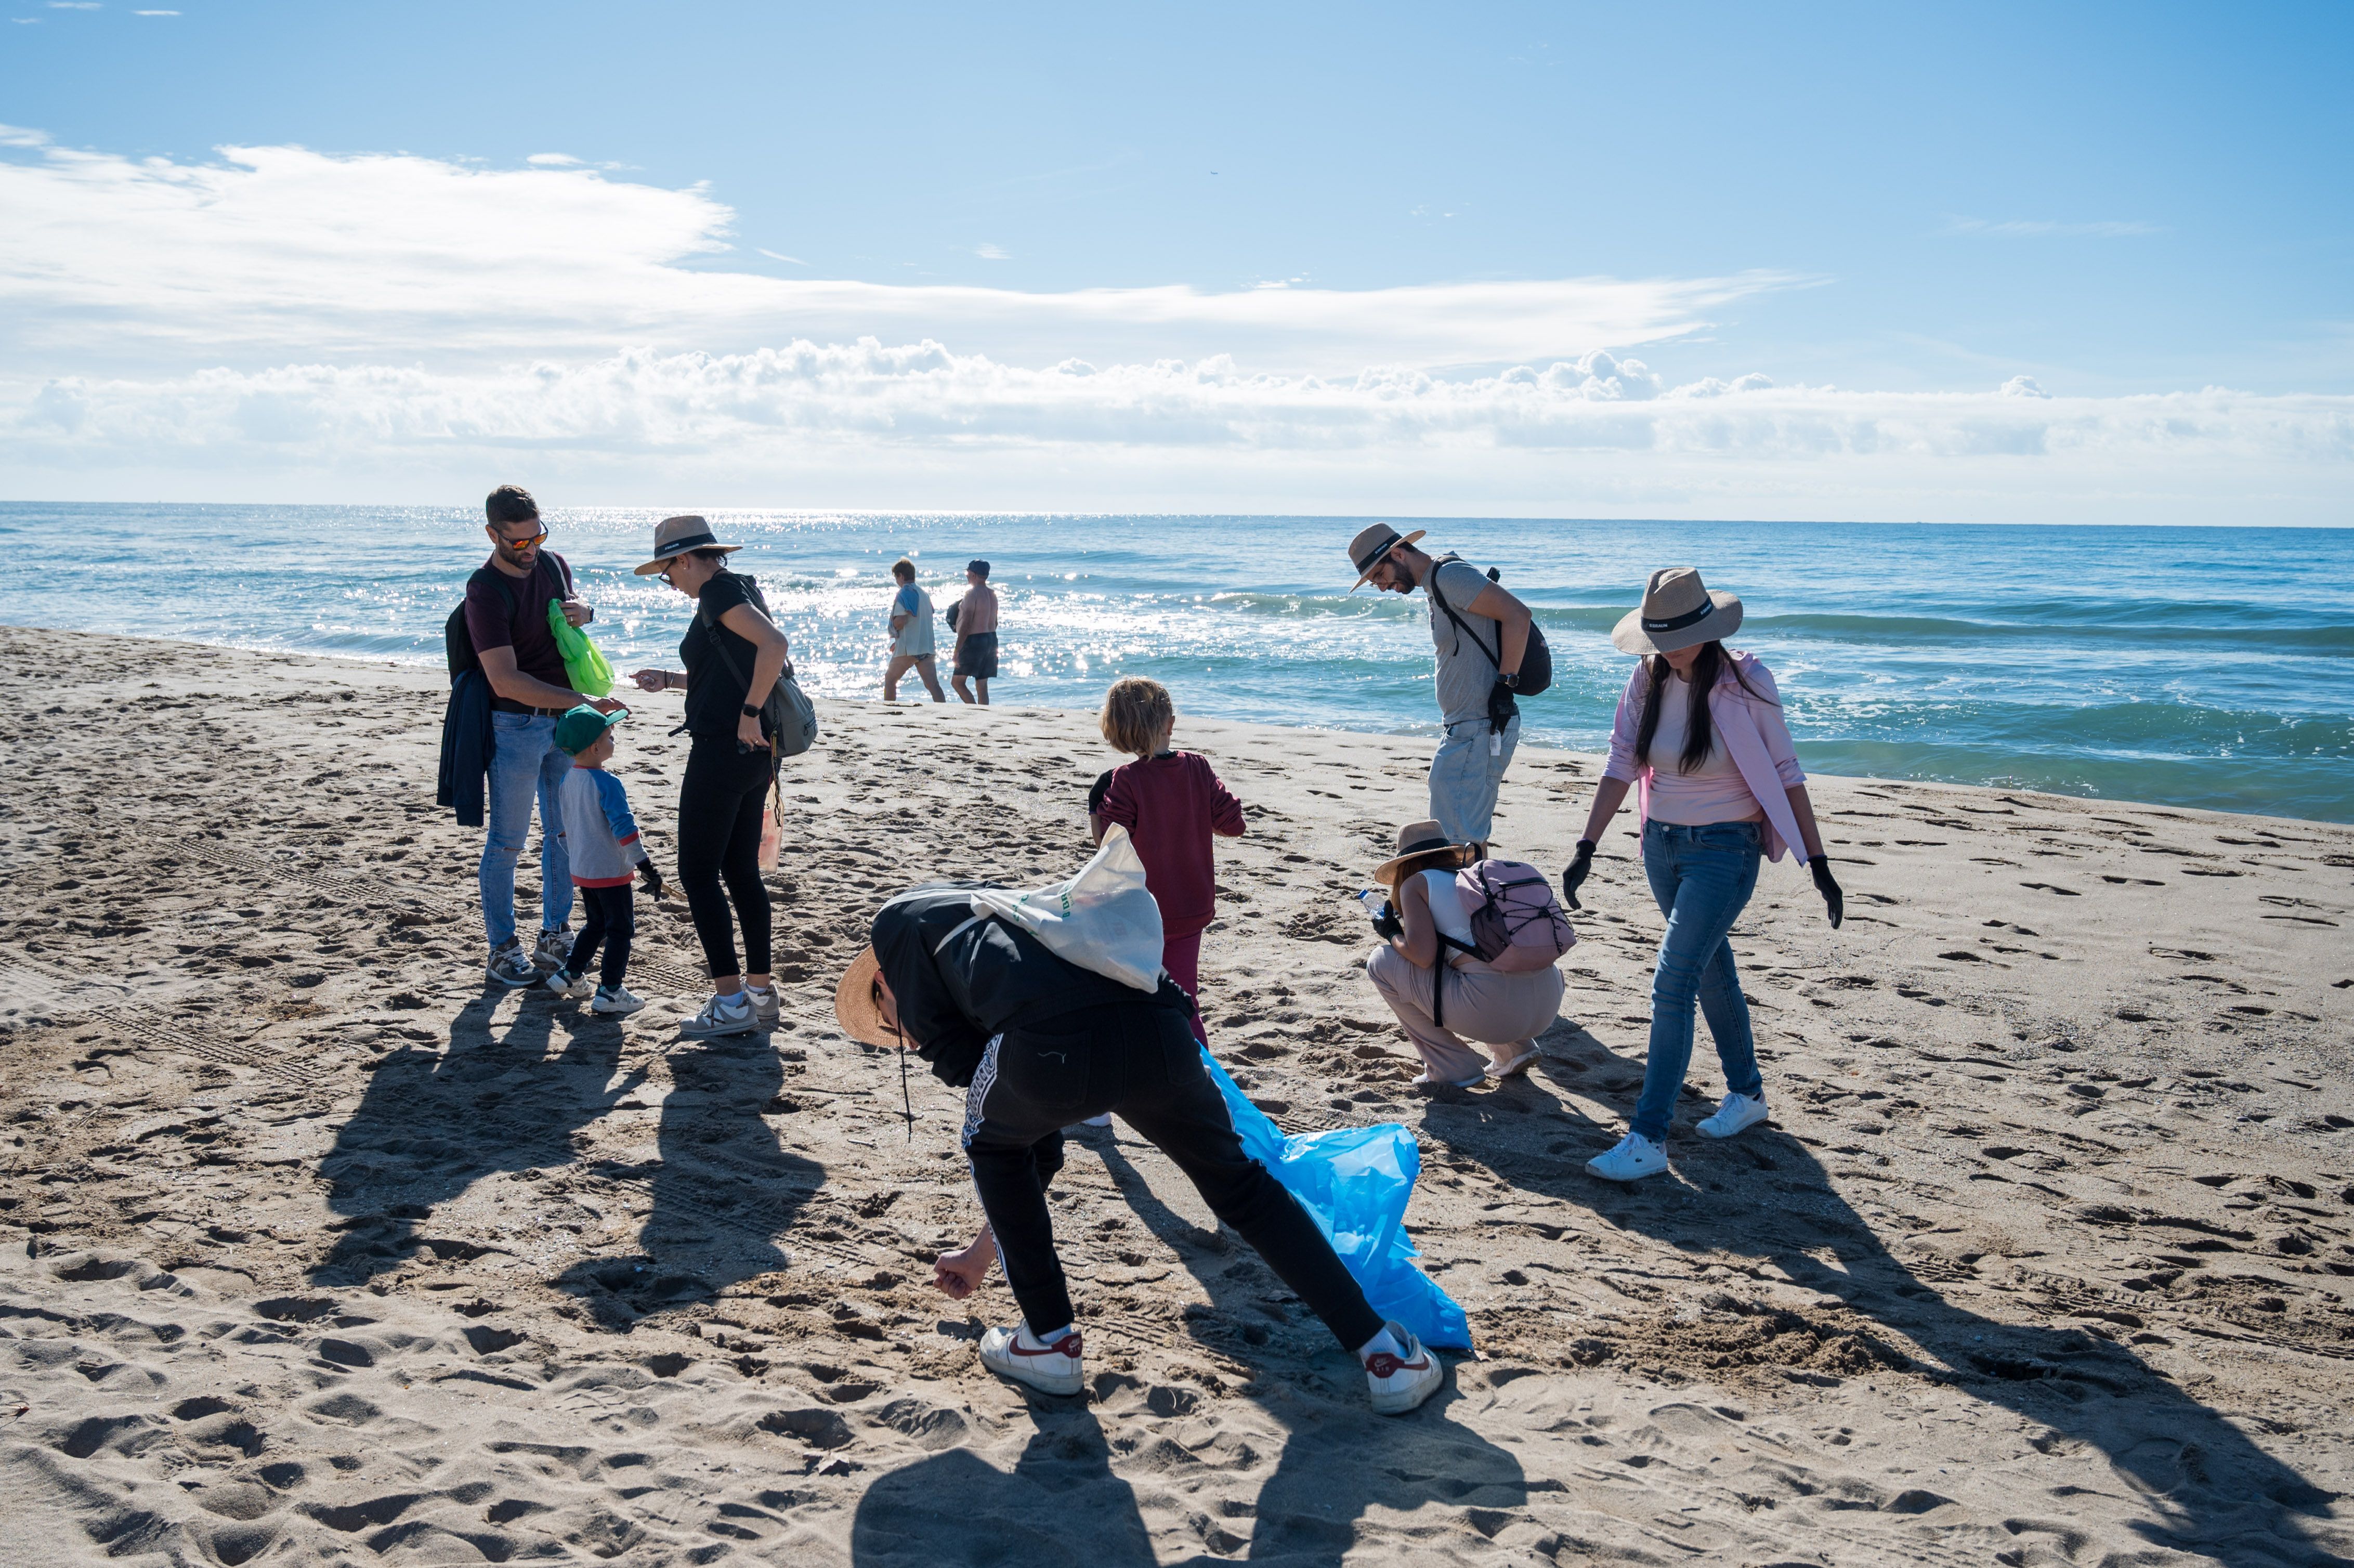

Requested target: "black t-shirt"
[
  {"left": 463, "top": 552, "right": 573, "bottom": 699},
  {"left": 679, "top": 569, "right": 768, "bottom": 738}
]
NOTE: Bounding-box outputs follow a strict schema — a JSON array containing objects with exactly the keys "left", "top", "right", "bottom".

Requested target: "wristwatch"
[
  {"left": 740, "top": 703, "right": 761, "bottom": 717},
  {"left": 1501, "top": 672, "right": 1521, "bottom": 690}
]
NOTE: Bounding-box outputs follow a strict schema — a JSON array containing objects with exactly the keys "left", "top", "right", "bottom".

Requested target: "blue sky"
[{"left": 2, "top": 2, "right": 2349, "bottom": 518}]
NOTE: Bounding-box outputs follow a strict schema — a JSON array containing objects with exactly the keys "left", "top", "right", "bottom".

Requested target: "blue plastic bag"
[{"left": 1199, "top": 1049, "right": 1471, "bottom": 1351}]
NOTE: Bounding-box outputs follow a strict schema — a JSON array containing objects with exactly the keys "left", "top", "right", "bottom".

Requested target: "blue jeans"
[
  {"left": 479, "top": 712, "right": 575, "bottom": 949},
  {"left": 1632, "top": 819, "right": 1765, "bottom": 1143},
  {"left": 1428, "top": 713, "right": 1519, "bottom": 846}
]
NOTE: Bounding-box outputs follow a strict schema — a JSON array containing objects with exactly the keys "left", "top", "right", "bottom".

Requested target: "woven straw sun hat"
[
  {"left": 832, "top": 947, "right": 897, "bottom": 1048},
  {"left": 1345, "top": 524, "right": 1428, "bottom": 591},
  {"left": 1611, "top": 567, "right": 1744, "bottom": 655},
  {"left": 633, "top": 515, "right": 744, "bottom": 576},
  {"left": 1372, "top": 819, "right": 1476, "bottom": 887}
]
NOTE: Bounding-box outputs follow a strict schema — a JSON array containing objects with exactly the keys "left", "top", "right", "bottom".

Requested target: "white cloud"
[
  {"left": 48, "top": 3, "right": 102, "bottom": 9},
  {"left": 133, "top": 8, "right": 178, "bottom": 13},
  {"left": 0, "top": 130, "right": 1785, "bottom": 375},
  {"left": 974, "top": 243, "right": 1011, "bottom": 260},
  {"left": 5, "top": 346, "right": 2346, "bottom": 524},
  {"left": 525, "top": 152, "right": 581, "bottom": 166},
  {"left": 1944, "top": 217, "right": 2164, "bottom": 238},
  {"left": 757, "top": 249, "right": 808, "bottom": 266},
  {"left": 0, "top": 126, "right": 2344, "bottom": 522}
]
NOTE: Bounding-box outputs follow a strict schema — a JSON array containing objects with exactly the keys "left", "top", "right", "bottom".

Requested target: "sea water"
[{"left": 2, "top": 503, "right": 2347, "bottom": 823}]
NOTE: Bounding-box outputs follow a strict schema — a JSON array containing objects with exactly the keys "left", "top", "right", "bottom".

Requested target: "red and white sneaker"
[
  {"left": 1364, "top": 1322, "right": 1443, "bottom": 1415},
  {"left": 979, "top": 1323, "right": 1086, "bottom": 1396}
]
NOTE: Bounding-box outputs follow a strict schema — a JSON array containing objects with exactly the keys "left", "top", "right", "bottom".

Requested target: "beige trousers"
[{"left": 1365, "top": 944, "right": 1565, "bottom": 1083}]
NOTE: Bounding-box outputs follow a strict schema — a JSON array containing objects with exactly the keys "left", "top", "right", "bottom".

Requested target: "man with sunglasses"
[{"left": 465, "top": 484, "right": 621, "bottom": 986}]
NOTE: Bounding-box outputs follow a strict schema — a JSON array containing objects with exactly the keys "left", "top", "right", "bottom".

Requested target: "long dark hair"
[{"left": 1633, "top": 642, "right": 1774, "bottom": 774}]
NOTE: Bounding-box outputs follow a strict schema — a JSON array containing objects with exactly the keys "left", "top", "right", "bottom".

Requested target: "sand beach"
[{"left": 2, "top": 622, "right": 2350, "bottom": 1566}]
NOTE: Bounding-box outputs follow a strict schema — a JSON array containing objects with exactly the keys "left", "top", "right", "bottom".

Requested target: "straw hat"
[
  {"left": 832, "top": 947, "right": 897, "bottom": 1048},
  {"left": 1372, "top": 820, "right": 1475, "bottom": 886},
  {"left": 1345, "top": 524, "right": 1428, "bottom": 591},
  {"left": 633, "top": 515, "right": 743, "bottom": 576},
  {"left": 1611, "top": 567, "right": 1743, "bottom": 655}
]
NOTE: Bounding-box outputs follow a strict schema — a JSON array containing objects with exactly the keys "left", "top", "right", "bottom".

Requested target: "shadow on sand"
[
  {"left": 851, "top": 1129, "right": 1525, "bottom": 1567},
  {"left": 314, "top": 990, "right": 822, "bottom": 1324},
  {"left": 1409, "top": 1019, "right": 2340, "bottom": 1567}
]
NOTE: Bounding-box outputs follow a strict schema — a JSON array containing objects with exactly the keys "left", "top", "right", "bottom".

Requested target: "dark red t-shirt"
[
  {"left": 1099, "top": 751, "right": 1245, "bottom": 938},
  {"left": 464, "top": 552, "right": 572, "bottom": 699}
]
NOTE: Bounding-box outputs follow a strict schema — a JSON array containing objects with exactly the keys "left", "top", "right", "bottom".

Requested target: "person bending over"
[
  {"left": 1363, "top": 821, "right": 1565, "bottom": 1088},
  {"left": 834, "top": 886, "right": 1443, "bottom": 1414}
]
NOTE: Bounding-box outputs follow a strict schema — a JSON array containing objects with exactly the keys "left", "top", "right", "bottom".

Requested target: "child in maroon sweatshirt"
[{"left": 1087, "top": 677, "right": 1245, "bottom": 1043}]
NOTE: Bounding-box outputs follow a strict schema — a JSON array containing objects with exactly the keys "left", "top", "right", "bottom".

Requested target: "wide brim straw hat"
[
  {"left": 633, "top": 514, "right": 744, "bottom": 576},
  {"left": 832, "top": 947, "right": 897, "bottom": 1048},
  {"left": 1372, "top": 819, "right": 1476, "bottom": 886},
  {"left": 1611, "top": 566, "right": 1743, "bottom": 655},
  {"left": 1345, "top": 524, "right": 1428, "bottom": 592}
]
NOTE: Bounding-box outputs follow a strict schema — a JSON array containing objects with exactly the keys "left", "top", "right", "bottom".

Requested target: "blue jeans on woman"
[
  {"left": 479, "top": 711, "right": 576, "bottom": 950},
  {"left": 1632, "top": 819, "right": 1766, "bottom": 1143}
]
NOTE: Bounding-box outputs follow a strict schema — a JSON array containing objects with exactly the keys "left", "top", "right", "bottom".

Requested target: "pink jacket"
[{"left": 1602, "top": 651, "right": 1812, "bottom": 865}]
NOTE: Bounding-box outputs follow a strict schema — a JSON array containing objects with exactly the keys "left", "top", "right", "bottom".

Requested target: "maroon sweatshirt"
[{"left": 1098, "top": 751, "right": 1245, "bottom": 939}]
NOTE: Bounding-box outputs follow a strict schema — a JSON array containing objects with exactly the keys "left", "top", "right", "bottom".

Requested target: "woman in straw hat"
[
  {"left": 627, "top": 516, "right": 794, "bottom": 1040},
  {"left": 1564, "top": 568, "right": 1843, "bottom": 1183},
  {"left": 832, "top": 887, "right": 1445, "bottom": 1415},
  {"left": 1364, "top": 821, "right": 1567, "bottom": 1088}
]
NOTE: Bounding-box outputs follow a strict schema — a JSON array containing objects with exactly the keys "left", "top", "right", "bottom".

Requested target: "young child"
[
  {"left": 544, "top": 705, "right": 664, "bottom": 1016},
  {"left": 1089, "top": 676, "right": 1246, "bottom": 1043},
  {"left": 933, "top": 678, "right": 1244, "bottom": 1300}
]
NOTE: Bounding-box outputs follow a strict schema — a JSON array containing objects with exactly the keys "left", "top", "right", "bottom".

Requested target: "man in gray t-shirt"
[{"left": 1346, "top": 526, "right": 1535, "bottom": 848}]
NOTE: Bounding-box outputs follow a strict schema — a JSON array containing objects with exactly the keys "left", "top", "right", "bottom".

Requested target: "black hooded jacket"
[{"left": 871, "top": 884, "right": 1189, "bottom": 1088}]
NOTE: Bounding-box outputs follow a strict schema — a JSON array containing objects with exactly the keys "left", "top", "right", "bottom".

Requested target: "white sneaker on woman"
[
  {"left": 1586, "top": 1131, "right": 1668, "bottom": 1182},
  {"left": 1696, "top": 1091, "right": 1770, "bottom": 1139},
  {"left": 979, "top": 1323, "right": 1086, "bottom": 1396},
  {"left": 679, "top": 991, "right": 757, "bottom": 1039}
]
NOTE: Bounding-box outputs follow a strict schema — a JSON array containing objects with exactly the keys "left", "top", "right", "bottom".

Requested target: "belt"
[{"left": 491, "top": 700, "right": 570, "bottom": 717}]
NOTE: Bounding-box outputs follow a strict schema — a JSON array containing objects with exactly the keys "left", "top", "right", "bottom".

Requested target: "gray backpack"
[{"left": 697, "top": 574, "right": 818, "bottom": 759}]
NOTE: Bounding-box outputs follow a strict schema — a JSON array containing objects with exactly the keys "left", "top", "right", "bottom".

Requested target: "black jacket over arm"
[{"left": 871, "top": 884, "right": 1189, "bottom": 1088}]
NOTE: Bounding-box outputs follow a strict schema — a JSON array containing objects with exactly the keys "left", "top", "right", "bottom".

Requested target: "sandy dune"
[{"left": 1, "top": 623, "right": 2350, "bottom": 1566}]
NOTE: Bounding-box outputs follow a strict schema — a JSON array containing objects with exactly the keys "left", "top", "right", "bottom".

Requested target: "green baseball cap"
[{"left": 554, "top": 704, "right": 627, "bottom": 755}]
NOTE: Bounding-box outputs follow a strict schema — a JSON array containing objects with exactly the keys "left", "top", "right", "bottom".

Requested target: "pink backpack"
[{"left": 1450, "top": 858, "right": 1576, "bottom": 972}]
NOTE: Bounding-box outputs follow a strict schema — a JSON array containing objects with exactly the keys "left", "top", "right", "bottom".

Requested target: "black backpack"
[
  {"left": 444, "top": 555, "right": 572, "bottom": 680},
  {"left": 1429, "top": 555, "right": 1552, "bottom": 696}
]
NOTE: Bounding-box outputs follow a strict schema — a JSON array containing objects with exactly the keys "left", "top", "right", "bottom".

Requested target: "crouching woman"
[{"left": 1365, "top": 821, "right": 1566, "bottom": 1089}]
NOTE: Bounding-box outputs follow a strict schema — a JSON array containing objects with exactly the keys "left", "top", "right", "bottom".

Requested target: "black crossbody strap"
[{"left": 1429, "top": 555, "right": 1502, "bottom": 673}]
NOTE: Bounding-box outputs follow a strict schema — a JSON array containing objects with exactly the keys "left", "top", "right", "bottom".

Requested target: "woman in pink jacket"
[{"left": 1565, "top": 568, "right": 1845, "bottom": 1183}]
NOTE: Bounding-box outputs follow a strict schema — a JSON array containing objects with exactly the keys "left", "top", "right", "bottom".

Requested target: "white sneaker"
[
  {"left": 1412, "top": 1071, "right": 1484, "bottom": 1089},
  {"left": 1696, "top": 1091, "right": 1770, "bottom": 1140},
  {"left": 591, "top": 985, "right": 646, "bottom": 1016},
  {"left": 1586, "top": 1131, "right": 1668, "bottom": 1182},
  {"left": 544, "top": 969, "right": 593, "bottom": 1001},
  {"left": 1079, "top": 1114, "right": 1113, "bottom": 1128},
  {"left": 746, "top": 985, "right": 780, "bottom": 1030},
  {"left": 1363, "top": 1322, "right": 1443, "bottom": 1415},
  {"left": 979, "top": 1323, "right": 1086, "bottom": 1396},
  {"left": 679, "top": 991, "right": 757, "bottom": 1039}
]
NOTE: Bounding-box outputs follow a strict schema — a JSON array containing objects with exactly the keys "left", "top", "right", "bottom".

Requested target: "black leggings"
[
  {"left": 677, "top": 739, "right": 773, "bottom": 981},
  {"left": 569, "top": 882, "right": 634, "bottom": 989},
  {"left": 963, "top": 997, "right": 1382, "bottom": 1352}
]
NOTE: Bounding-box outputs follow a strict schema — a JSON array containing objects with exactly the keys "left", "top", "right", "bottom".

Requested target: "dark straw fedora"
[
  {"left": 1345, "top": 524, "right": 1428, "bottom": 591},
  {"left": 633, "top": 515, "right": 743, "bottom": 577},
  {"left": 1611, "top": 567, "right": 1744, "bottom": 656}
]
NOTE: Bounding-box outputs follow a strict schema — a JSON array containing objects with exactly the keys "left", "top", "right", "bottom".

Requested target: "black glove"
[
  {"left": 1486, "top": 678, "right": 1519, "bottom": 733},
  {"left": 638, "top": 860, "right": 668, "bottom": 900},
  {"left": 1810, "top": 855, "right": 1843, "bottom": 930},
  {"left": 1087, "top": 769, "right": 1114, "bottom": 817},
  {"left": 1561, "top": 839, "right": 1595, "bottom": 910},
  {"left": 1370, "top": 899, "right": 1404, "bottom": 942}
]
